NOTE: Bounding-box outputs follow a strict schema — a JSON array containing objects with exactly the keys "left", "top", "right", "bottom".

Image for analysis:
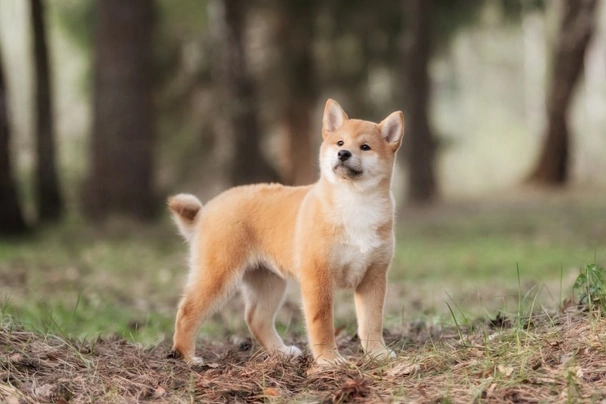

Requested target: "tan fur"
[
  {"left": 167, "top": 193, "right": 202, "bottom": 242},
  {"left": 168, "top": 99, "right": 404, "bottom": 365}
]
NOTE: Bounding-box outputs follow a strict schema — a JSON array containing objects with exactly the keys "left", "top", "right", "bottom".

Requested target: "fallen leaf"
[
  {"left": 497, "top": 365, "right": 514, "bottom": 377},
  {"left": 387, "top": 363, "right": 420, "bottom": 377},
  {"left": 575, "top": 367, "right": 584, "bottom": 379},
  {"left": 263, "top": 387, "right": 280, "bottom": 397},
  {"left": 534, "top": 377, "right": 557, "bottom": 384},
  {"left": 560, "top": 352, "right": 575, "bottom": 364},
  {"left": 332, "top": 377, "right": 371, "bottom": 403},
  {"left": 469, "top": 348, "right": 484, "bottom": 358},
  {"left": 152, "top": 386, "right": 166, "bottom": 398},
  {"left": 34, "top": 384, "right": 55, "bottom": 399}
]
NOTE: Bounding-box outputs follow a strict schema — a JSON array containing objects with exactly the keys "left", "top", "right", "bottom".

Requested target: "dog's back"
[{"left": 170, "top": 183, "right": 313, "bottom": 278}]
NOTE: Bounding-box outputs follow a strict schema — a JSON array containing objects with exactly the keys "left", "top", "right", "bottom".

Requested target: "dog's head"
[{"left": 319, "top": 99, "right": 404, "bottom": 189}]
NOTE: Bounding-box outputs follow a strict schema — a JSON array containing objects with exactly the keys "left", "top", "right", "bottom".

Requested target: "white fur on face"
[
  {"left": 319, "top": 144, "right": 391, "bottom": 192},
  {"left": 319, "top": 145, "right": 339, "bottom": 184}
]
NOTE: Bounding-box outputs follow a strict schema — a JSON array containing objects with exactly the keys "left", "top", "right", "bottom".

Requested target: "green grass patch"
[{"left": 573, "top": 263, "right": 606, "bottom": 314}]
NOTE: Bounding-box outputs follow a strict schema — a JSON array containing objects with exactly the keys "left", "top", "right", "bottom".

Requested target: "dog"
[{"left": 168, "top": 99, "right": 404, "bottom": 366}]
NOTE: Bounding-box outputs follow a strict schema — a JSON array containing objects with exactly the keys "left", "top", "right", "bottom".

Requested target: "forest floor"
[
  {"left": 1, "top": 189, "right": 606, "bottom": 402},
  {"left": 2, "top": 307, "right": 606, "bottom": 403}
]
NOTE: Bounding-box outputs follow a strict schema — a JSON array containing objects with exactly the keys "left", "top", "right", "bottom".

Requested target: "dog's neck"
[
  {"left": 316, "top": 174, "right": 393, "bottom": 253},
  {"left": 316, "top": 175, "right": 394, "bottom": 217}
]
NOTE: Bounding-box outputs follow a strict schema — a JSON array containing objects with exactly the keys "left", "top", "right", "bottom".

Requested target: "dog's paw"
[
  {"left": 188, "top": 356, "right": 204, "bottom": 366},
  {"left": 280, "top": 345, "right": 303, "bottom": 357},
  {"left": 315, "top": 354, "right": 347, "bottom": 367},
  {"left": 167, "top": 349, "right": 183, "bottom": 360},
  {"left": 369, "top": 348, "right": 396, "bottom": 361},
  {"left": 307, "top": 355, "right": 348, "bottom": 375},
  {"left": 169, "top": 349, "right": 204, "bottom": 366}
]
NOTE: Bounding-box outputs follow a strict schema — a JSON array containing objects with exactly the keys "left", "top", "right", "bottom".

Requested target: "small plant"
[{"left": 573, "top": 263, "right": 606, "bottom": 314}]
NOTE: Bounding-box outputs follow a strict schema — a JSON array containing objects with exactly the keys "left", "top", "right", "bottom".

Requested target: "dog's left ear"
[{"left": 379, "top": 111, "right": 404, "bottom": 151}]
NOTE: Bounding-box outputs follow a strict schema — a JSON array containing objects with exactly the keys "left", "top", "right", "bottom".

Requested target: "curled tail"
[{"left": 167, "top": 193, "right": 203, "bottom": 242}]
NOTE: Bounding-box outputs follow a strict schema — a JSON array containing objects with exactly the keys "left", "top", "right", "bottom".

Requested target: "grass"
[
  {"left": 573, "top": 263, "right": 606, "bottom": 314},
  {"left": 391, "top": 193, "right": 605, "bottom": 321},
  {"left": 2, "top": 303, "right": 605, "bottom": 402},
  {"left": 1, "top": 191, "right": 606, "bottom": 401},
  {"left": 0, "top": 216, "right": 185, "bottom": 343}
]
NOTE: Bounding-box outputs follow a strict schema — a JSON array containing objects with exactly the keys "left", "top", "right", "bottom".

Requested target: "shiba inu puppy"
[{"left": 168, "top": 99, "right": 404, "bottom": 366}]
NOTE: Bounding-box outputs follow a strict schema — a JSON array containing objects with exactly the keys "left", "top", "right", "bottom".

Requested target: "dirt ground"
[{"left": 2, "top": 306, "right": 606, "bottom": 403}]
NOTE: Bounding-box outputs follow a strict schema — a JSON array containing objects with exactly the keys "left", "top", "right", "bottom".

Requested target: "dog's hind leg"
[
  {"left": 242, "top": 268, "right": 301, "bottom": 357},
  {"left": 171, "top": 251, "right": 244, "bottom": 363}
]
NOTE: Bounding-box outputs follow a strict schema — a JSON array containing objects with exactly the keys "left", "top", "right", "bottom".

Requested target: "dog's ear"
[
  {"left": 322, "top": 99, "right": 349, "bottom": 136},
  {"left": 379, "top": 111, "right": 404, "bottom": 151}
]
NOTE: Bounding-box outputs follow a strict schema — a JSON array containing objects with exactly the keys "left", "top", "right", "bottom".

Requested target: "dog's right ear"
[{"left": 322, "top": 99, "right": 349, "bottom": 138}]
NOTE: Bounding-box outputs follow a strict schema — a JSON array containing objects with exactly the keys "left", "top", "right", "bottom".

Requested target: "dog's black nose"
[{"left": 338, "top": 150, "right": 352, "bottom": 162}]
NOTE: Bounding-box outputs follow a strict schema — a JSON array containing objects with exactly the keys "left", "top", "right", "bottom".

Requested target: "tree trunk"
[
  {"left": 402, "top": 0, "right": 438, "bottom": 204},
  {"left": 31, "top": 0, "right": 62, "bottom": 222},
  {"left": 527, "top": 0, "right": 598, "bottom": 185},
  {"left": 85, "top": 0, "right": 156, "bottom": 220},
  {"left": 0, "top": 49, "right": 28, "bottom": 235},
  {"left": 209, "top": 0, "right": 279, "bottom": 186},
  {"left": 275, "top": 2, "right": 317, "bottom": 186}
]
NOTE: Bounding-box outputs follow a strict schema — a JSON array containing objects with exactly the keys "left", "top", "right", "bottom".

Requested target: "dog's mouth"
[{"left": 334, "top": 162, "right": 363, "bottom": 178}]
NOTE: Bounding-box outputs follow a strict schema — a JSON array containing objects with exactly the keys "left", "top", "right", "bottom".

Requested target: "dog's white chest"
[
  {"left": 330, "top": 191, "right": 392, "bottom": 288},
  {"left": 332, "top": 243, "right": 375, "bottom": 288}
]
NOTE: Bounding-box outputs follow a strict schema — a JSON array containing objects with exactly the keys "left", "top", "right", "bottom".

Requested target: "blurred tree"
[
  {"left": 274, "top": 0, "right": 318, "bottom": 185},
  {"left": 84, "top": 0, "right": 157, "bottom": 220},
  {"left": 402, "top": 0, "right": 437, "bottom": 204},
  {"left": 31, "top": 0, "right": 63, "bottom": 222},
  {"left": 0, "top": 48, "right": 28, "bottom": 235},
  {"left": 527, "top": 0, "right": 598, "bottom": 185},
  {"left": 400, "top": 0, "right": 486, "bottom": 204},
  {"left": 209, "top": 0, "right": 279, "bottom": 186},
  {"left": 317, "top": 1, "right": 403, "bottom": 118},
  {"left": 54, "top": 0, "right": 218, "bottom": 194}
]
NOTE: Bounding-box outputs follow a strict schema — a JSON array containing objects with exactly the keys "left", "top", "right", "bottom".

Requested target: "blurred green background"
[{"left": 0, "top": 0, "right": 604, "bottom": 344}]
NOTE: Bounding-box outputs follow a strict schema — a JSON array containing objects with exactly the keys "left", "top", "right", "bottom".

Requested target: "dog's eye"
[
  {"left": 360, "top": 144, "right": 371, "bottom": 151},
  {"left": 337, "top": 140, "right": 344, "bottom": 146}
]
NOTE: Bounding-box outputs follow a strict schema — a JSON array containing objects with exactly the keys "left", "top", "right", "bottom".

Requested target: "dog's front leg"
[
  {"left": 354, "top": 264, "right": 395, "bottom": 360},
  {"left": 300, "top": 264, "right": 341, "bottom": 365}
]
